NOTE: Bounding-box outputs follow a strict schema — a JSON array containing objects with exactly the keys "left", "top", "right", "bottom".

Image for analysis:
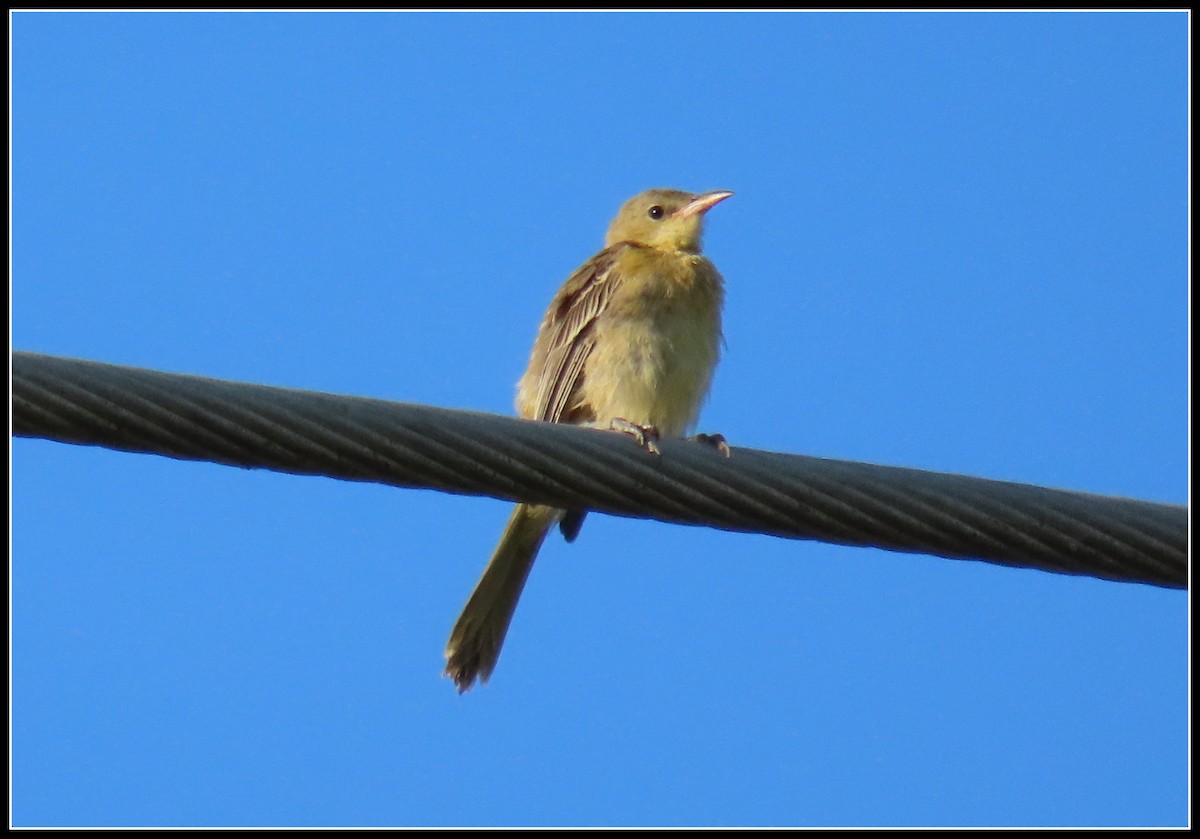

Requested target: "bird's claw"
[
  {"left": 692, "top": 432, "right": 731, "bottom": 458},
  {"left": 610, "top": 418, "right": 661, "bottom": 455}
]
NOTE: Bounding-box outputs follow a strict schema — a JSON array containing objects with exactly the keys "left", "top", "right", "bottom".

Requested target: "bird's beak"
[{"left": 676, "top": 190, "right": 734, "bottom": 218}]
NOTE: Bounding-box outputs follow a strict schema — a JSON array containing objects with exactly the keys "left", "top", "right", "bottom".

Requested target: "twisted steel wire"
[{"left": 12, "top": 351, "right": 1187, "bottom": 589}]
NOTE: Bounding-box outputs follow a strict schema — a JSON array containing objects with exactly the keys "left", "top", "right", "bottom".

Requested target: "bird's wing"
[{"left": 530, "top": 244, "right": 627, "bottom": 423}]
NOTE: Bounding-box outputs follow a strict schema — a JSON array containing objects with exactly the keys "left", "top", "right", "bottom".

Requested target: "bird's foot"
[
  {"left": 610, "top": 418, "right": 661, "bottom": 455},
  {"left": 691, "top": 432, "right": 731, "bottom": 458}
]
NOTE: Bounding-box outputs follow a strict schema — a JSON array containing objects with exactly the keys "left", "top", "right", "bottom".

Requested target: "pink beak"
[{"left": 676, "top": 190, "right": 734, "bottom": 218}]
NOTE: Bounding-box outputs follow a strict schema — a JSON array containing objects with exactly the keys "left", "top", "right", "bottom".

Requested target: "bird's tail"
[{"left": 444, "top": 503, "right": 558, "bottom": 692}]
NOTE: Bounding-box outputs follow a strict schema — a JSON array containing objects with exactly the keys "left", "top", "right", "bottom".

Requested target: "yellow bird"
[{"left": 445, "top": 188, "right": 733, "bottom": 692}]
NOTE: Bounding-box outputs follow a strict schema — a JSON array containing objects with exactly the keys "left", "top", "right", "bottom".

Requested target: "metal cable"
[{"left": 12, "top": 351, "right": 1187, "bottom": 590}]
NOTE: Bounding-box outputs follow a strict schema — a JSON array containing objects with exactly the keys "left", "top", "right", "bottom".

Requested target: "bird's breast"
[{"left": 582, "top": 254, "right": 723, "bottom": 436}]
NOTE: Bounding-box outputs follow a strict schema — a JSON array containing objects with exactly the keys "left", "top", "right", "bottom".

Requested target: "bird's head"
[{"left": 604, "top": 188, "right": 733, "bottom": 253}]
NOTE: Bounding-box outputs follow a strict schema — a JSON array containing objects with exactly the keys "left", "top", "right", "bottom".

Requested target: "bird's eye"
[{"left": 647, "top": 205, "right": 665, "bottom": 220}]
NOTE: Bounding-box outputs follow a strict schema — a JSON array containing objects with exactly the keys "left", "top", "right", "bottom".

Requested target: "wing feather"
[{"left": 524, "top": 245, "right": 628, "bottom": 423}]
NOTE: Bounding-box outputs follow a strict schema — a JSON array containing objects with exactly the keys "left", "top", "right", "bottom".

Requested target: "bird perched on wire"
[{"left": 444, "top": 187, "right": 733, "bottom": 692}]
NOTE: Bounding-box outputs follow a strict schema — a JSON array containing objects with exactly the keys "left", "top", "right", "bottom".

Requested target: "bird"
[{"left": 444, "top": 187, "right": 733, "bottom": 692}]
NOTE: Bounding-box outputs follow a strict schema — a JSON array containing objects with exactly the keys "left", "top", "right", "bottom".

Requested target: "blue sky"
[{"left": 11, "top": 11, "right": 1187, "bottom": 828}]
